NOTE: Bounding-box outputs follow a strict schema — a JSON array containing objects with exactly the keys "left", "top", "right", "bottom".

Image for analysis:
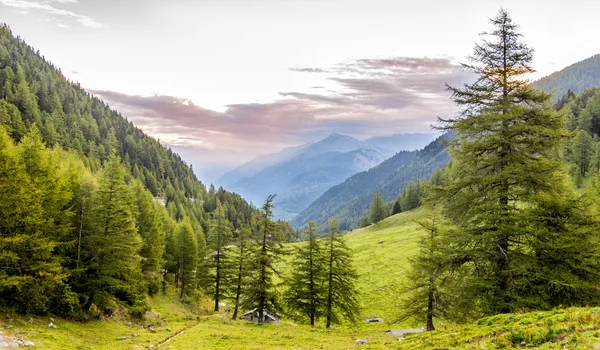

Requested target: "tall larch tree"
[
  {"left": 81, "top": 156, "right": 145, "bottom": 312},
  {"left": 436, "top": 9, "right": 592, "bottom": 315},
  {"left": 231, "top": 225, "right": 253, "bottom": 320},
  {"left": 176, "top": 217, "right": 199, "bottom": 299},
  {"left": 324, "top": 219, "right": 359, "bottom": 328},
  {"left": 285, "top": 221, "right": 325, "bottom": 326},
  {"left": 242, "top": 195, "right": 284, "bottom": 323},
  {"left": 206, "top": 199, "right": 233, "bottom": 311},
  {"left": 369, "top": 193, "right": 386, "bottom": 224}
]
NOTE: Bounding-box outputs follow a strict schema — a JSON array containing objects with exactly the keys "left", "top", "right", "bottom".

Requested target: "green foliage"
[
  {"left": 175, "top": 217, "right": 199, "bottom": 299},
  {"left": 80, "top": 156, "right": 146, "bottom": 312},
  {"left": 242, "top": 195, "right": 285, "bottom": 323},
  {"left": 204, "top": 199, "right": 233, "bottom": 310},
  {"left": 369, "top": 193, "right": 387, "bottom": 224},
  {"left": 436, "top": 9, "right": 599, "bottom": 317},
  {"left": 533, "top": 53, "right": 600, "bottom": 101},
  {"left": 323, "top": 219, "right": 359, "bottom": 328},
  {"left": 398, "top": 210, "right": 450, "bottom": 331},
  {"left": 285, "top": 221, "right": 325, "bottom": 326}
]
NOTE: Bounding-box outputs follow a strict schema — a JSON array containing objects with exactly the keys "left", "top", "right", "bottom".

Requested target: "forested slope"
[
  {"left": 532, "top": 54, "right": 600, "bottom": 100},
  {"left": 291, "top": 135, "right": 450, "bottom": 230},
  {"left": 0, "top": 23, "right": 291, "bottom": 318}
]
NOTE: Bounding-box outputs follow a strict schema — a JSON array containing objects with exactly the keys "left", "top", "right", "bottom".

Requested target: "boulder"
[
  {"left": 24, "top": 341, "right": 35, "bottom": 347},
  {"left": 48, "top": 322, "right": 57, "bottom": 329},
  {"left": 355, "top": 339, "right": 368, "bottom": 345}
]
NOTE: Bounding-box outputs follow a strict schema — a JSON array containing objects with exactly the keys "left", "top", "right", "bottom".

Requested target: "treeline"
[
  {"left": 397, "top": 10, "right": 600, "bottom": 331},
  {"left": 532, "top": 54, "right": 600, "bottom": 100}
]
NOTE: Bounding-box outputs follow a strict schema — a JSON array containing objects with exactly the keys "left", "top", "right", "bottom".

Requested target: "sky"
[{"left": 1, "top": 0, "right": 599, "bottom": 183}]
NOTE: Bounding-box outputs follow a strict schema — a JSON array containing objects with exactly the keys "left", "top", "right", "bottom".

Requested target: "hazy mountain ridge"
[
  {"left": 532, "top": 54, "right": 600, "bottom": 100},
  {"left": 291, "top": 135, "right": 450, "bottom": 230},
  {"left": 221, "top": 132, "right": 436, "bottom": 220}
]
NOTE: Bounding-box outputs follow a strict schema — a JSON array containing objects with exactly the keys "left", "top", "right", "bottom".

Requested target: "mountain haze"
[{"left": 291, "top": 135, "right": 450, "bottom": 230}]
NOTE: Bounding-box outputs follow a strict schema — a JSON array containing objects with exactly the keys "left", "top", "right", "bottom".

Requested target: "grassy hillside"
[{"left": 3, "top": 208, "right": 599, "bottom": 349}]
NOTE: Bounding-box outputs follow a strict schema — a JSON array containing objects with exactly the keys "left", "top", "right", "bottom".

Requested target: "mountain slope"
[
  {"left": 0, "top": 23, "right": 256, "bottom": 226},
  {"left": 231, "top": 145, "right": 387, "bottom": 220},
  {"left": 532, "top": 54, "right": 600, "bottom": 99},
  {"left": 291, "top": 135, "right": 450, "bottom": 230},
  {"left": 365, "top": 132, "right": 438, "bottom": 157}
]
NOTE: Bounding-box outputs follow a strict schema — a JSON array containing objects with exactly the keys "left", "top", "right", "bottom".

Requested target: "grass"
[{"left": 3, "top": 208, "right": 600, "bottom": 349}]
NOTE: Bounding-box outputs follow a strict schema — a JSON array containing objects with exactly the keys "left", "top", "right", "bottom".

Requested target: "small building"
[{"left": 243, "top": 309, "right": 280, "bottom": 324}]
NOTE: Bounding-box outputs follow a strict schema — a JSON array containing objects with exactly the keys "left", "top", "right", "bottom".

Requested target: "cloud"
[
  {"left": 0, "top": 0, "right": 102, "bottom": 28},
  {"left": 89, "top": 56, "right": 473, "bottom": 169},
  {"left": 289, "top": 67, "right": 329, "bottom": 73}
]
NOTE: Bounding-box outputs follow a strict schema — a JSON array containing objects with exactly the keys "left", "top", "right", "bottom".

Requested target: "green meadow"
[{"left": 3, "top": 208, "right": 600, "bottom": 349}]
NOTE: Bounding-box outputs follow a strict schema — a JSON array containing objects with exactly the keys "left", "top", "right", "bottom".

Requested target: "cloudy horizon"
[{"left": 2, "top": 0, "right": 599, "bottom": 183}]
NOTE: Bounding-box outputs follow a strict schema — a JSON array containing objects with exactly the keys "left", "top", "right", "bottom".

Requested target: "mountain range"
[{"left": 218, "top": 132, "right": 437, "bottom": 220}]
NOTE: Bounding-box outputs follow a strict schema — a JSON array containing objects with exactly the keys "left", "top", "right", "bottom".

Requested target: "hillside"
[
  {"left": 3, "top": 209, "right": 599, "bottom": 349},
  {"left": 291, "top": 135, "right": 450, "bottom": 231},
  {"left": 532, "top": 54, "right": 600, "bottom": 100}
]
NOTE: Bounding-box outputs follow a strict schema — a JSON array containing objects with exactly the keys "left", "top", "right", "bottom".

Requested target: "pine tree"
[
  {"left": 81, "top": 156, "right": 145, "bottom": 312},
  {"left": 206, "top": 199, "right": 233, "bottom": 311},
  {"left": 242, "top": 195, "right": 284, "bottom": 323},
  {"left": 324, "top": 219, "right": 359, "bottom": 328},
  {"left": 398, "top": 211, "right": 450, "bottom": 331},
  {"left": 369, "top": 193, "right": 386, "bottom": 224},
  {"left": 133, "top": 180, "right": 165, "bottom": 295},
  {"left": 285, "top": 221, "right": 325, "bottom": 326},
  {"left": 176, "top": 217, "right": 199, "bottom": 298},
  {"left": 436, "top": 9, "right": 579, "bottom": 315},
  {"left": 231, "top": 225, "right": 253, "bottom": 320},
  {"left": 391, "top": 200, "right": 402, "bottom": 215},
  {"left": 571, "top": 129, "right": 593, "bottom": 177}
]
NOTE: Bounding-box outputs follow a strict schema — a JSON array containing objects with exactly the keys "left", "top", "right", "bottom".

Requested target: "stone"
[
  {"left": 24, "top": 341, "right": 35, "bottom": 347},
  {"left": 125, "top": 321, "right": 132, "bottom": 326},
  {"left": 520, "top": 341, "right": 526, "bottom": 347},
  {"left": 27, "top": 318, "right": 33, "bottom": 323},
  {"left": 116, "top": 336, "right": 128, "bottom": 340},
  {"left": 49, "top": 318, "right": 54, "bottom": 322},
  {"left": 378, "top": 240, "right": 384, "bottom": 244},
  {"left": 355, "top": 339, "right": 368, "bottom": 345},
  {"left": 132, "top": 333, "right": 138, "bottom": 337},
  {"left": 148, "top": 326, "right": 156, "bottom": 333},
  {"left": 166, "top": 328, "right": 171, "bottom": 332},
  {"left": 48, "top": 322, "right": 57, "bottom": 329}
]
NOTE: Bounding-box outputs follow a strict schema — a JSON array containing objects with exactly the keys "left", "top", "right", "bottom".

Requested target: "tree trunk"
[
  {"left": 326, "top": 233, "right": 334, "bottom": 329},
  {"left": 426, "top": 277, "right": 435, "bottom": 331},
  {"left": 214, "top": 250, "right": 220, "bottom": 311},
  {"left": 233, "top": 245, "right": 244, "bottom": 320},
  {"left": 179, "top": 258, "right": 185, "bottom": 299}
]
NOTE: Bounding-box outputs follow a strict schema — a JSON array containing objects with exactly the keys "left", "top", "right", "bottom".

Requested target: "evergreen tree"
[
  {"left": 571, "top": 129, "right": 593, "bottom": 176},
  {"left": 398, "top": 211, "right": 450, "bottom": 331},
  {"left": 206, "top": 199, "right": 233, "bottom": 311},
  {"left": 242, "top": 195, "right": 284, "bottom": 323},
  {"left": 436, "top": 9, "right": 582, "bottom": 315},
  {"left": 324, "top": 219, "right": 359, "bottom": 328},
  {"left": 176, "top": 217, "right": 199, "bottom": 298},
  {"left": 81, "top": 156, "right": 145, "bottom": 313},
  {"left": 133, "top": 180, "right": 165, "bottom": 295},
  {"left": 369, "top": 193, "right": 386, "bottom": 224},
  {"left": 231, "top": 225, "right": 254, "bottom": 320},
  {"left": 391, "top": 200, "right": 402, "bottom": 215},
  {"left": 285, "top": 221, "right": 325, "bottom": 326}
]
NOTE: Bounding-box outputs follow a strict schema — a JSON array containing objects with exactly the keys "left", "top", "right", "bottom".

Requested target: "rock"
[
  {"left": 166, "top": 328, "right": 171, "bottom": 332},
  {"left": 378, "top": 240, "right": 384, "bottom": 244},
  {"left": 144, "top": 311, "right": 157, "bottom": 320},
  {"left": 4, "top": 325, "right": 12, "bottom": 329},
  {"left": 16, "top": 340, "right": 23, "bottom": 346},
  {"left": 148, "top": 326, "right": 156, "bottom": 333},
  {"left": 49, "top": 318, "right": 54, "bottom": 322},
  {"left": 27, "top": 318, "right": 33, "bottom": 323},
  {"left": 116, "top": 336, "right": 128, "bottom": 340},
  {"left": 125, "top": 321, "right": 133, "bottom": 327},
  {"left": 48, "top": 322, "right": 57, "bottom": 329},
  {"left": 24, "top": 341, "right": 35, "bottom": 347},
  {"left": 355, "top": 339, "right": 368, "bottom": 345},
  {"left": 132, "top": 333, "right": 138, "bottom": 337},
  {"left": 520, "top": 341, "right": 526, "bottom": 347}
]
